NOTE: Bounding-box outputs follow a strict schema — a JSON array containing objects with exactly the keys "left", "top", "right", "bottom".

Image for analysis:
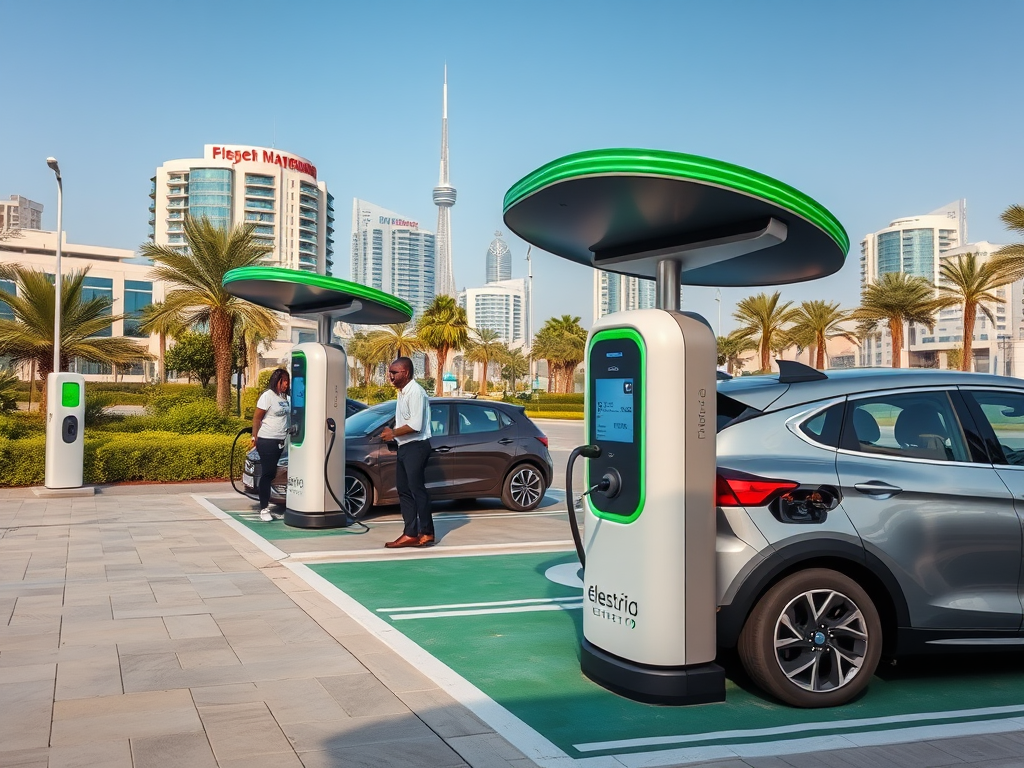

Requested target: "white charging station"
[
  {"left": 222, "top": 267, "right": 413, "bottom": 528},
  {"left": 580, "top": 309, "right": 721, "bottom": 702},
  {"left": 45, "top": 372, "right": 85, "bottom": 489},
  {"left": 284, "top": 342, "right": 349, "bottom": 527},
  {"left": 504, "top": 148, "right": 848, "bottom": 704}
]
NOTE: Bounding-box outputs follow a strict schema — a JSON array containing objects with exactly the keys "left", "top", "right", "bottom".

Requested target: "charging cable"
[
  {"left": 565, "top": 444, "right": 602, "bottom": 567},
  {"left": 323, "top": 418, "right": 370, "bottom": 533},
  {"left": 229, "top": 427, "right": 257, "bottom": 499}
]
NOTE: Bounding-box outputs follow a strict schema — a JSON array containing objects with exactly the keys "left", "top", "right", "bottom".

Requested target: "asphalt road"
[{"left": 532, "top": 418, "right": 584, "bottom": 491}]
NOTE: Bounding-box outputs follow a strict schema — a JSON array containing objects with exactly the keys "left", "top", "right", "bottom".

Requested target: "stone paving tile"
[
  {"left": 357, "top": 649, "right": 441, "bottom": 694},
  {"left": 0, "top": 679, "right": 57, "bottom": 751},
  {"left": 0, "top": 661, "right": 56, "bottom": 684},
  {"left": 0, "top": 747, "right": 50, "bottom": 768},
  {"left": 283, "top": 711, "right": 435, "bottom": 752},
  {"left": 177, "top": 647, "right": 241, "bottom": 669},
  {"left": 164, "top": 613, "right": 223, "bottom": 639},
  {"left": 255, "top": 677, "right": 350, "bottom": 724},
  {"left": 446, "top": 732, "right": 537, "bottom": 768},
  {"left": 58, "top": 616, "right": 170, "bottom": 646},
  {"left": 189, "top": 682, "right": 264, "bottom": 706},
  {"left": 931, "top": 734, "right": 1024, "bottom": 763},
  {"left": 51, "top": 689, "right": 203, "bottom": 745},
  {"left": 188, "top": 574, "right": 245, "bottom": 598},
  {"left": 220, "top": 753, "right": 305, "bottom": 768},
  {"left": 130, "top": 731, "right": 218, "bottom": 768},
  {"left": 318, "top": 671, "right": 409, "bottom": 718},
  {"left": 198, "top": 701, "right": 294, "bottom": 761},
  {"left": 398, "top": 687, "right": 493, "bottom": 739},
  {"left": 49, "top": 740, "right": 133, "bottom": 768},
  {"left": 55, "top": 644, "right": 123, "bottom": 699},
  {"left": 297, "top": 735, "right": 470, "bottom": 768}
]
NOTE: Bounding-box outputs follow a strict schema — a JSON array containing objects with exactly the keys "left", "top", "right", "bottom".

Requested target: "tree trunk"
[
  {"left": 760, "top": 338, "right": 771, "bottom": 373},
  {"left": 546, "top": 360, "right": 553, "bottom": 392},
  {"left": 211, "top": 310, "right": 234, "bottom": 413},
  {"left": 889, "top": 317, "right": 904, "bottom": 368},
  {"left": 961, "top": 301, "right": 976, "bottom": 372},
  {"left": 158, "top": 332, "right": 167, "bottom": 383},
  {"left": 480, "top": 356, "right": 488, "bottom": 396},
  {"left": 435, "top": 347, "right": 448, "bottom": 382},
  {"left": 816, "top": 333, "right": 826, "bottom": 370}
]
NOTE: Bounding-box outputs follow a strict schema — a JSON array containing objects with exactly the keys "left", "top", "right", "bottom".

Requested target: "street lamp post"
[
  {"left": 47, "top": 157, "right": 62, "bottom": 372},
  {"left": 526, "top": 245, "right": 535, "bottom": 392},
  {"left": 714, "top": 288, "right": 722, "bottom": 337}
]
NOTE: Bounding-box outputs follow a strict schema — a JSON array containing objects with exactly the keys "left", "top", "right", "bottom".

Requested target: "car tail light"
[
  {"left": 535, "top": 435, "right": 549, "bottom": 447},
  {"left": 716, "top": 469, "right": 798, "bottom": 507}
]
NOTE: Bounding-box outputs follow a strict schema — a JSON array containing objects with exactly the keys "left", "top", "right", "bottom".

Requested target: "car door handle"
[
  {"left": 498, "top": 438, "right": 514, "bottom": 445},
  {"left": 433, "top": 446, "right": 452, "bottom": 453},
  {"left": 854, "top": 481, "right": 903, "bottom": 498}
]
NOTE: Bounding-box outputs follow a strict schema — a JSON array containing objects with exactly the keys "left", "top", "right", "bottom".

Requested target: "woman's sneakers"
[{"left": 259, "top": 508, "right": 273, "bottom": 522}]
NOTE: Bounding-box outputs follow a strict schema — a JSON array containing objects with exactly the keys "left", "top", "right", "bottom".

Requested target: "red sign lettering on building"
[{"left": 209, "top": 146, "right": 317, "bottom": 179}]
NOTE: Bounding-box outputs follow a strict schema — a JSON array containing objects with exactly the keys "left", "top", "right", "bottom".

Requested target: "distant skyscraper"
[
  {"left": 593, "top": 270, "right": 656, "bottom": 323},
  {"left": 486, "top": 231, "right": 511, "bottom": 284},
  {"left": 432, "top": 67, "right": 457, "bottom": 297},
  {"left": 351, "top": 198, "right": 436, "bottom": 318},
  {"left": 459, "top": 278, "right": 527, "bottom": 348}
]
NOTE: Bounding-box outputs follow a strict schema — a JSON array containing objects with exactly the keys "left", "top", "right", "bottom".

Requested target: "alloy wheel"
[
  {"left": 774, "top": 588, "right": 869, "bottom": 693},
  {"left": 510, "top": 467, "right": 543, "bottom": 508},
  {"left": 344, "top": 474, "right": 368, "bottom": 517}
]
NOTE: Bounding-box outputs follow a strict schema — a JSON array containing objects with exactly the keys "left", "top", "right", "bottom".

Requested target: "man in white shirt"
[{"left": 381, "top": 357, "right": 434, "bottom": 548}]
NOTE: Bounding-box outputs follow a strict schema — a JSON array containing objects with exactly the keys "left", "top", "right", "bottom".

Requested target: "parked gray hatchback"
[{"left": 715, "top": 363, "right": 1024, "bottom": 707}]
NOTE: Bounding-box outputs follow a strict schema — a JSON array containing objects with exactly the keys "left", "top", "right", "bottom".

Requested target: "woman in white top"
[{"left": 250, "top": 368, "right": 290, "bottom": 521}]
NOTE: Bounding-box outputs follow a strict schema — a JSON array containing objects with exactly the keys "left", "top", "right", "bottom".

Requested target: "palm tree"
[
  {"left": 992, "top": 204, "right": 1024, "bottom": 278},
  {"left": 346, "top": 332, "right": 378, "bottom": 386},
  {"left": 848, "top": 271, "right": 941, "bottom": 368},
  {"left": 500, "top": 345, "right": 529, "bottom": 393},
  {"left": 732, "top": 292, "right": 799, "bottom": 373},
  {"left": 533, "top": 315, "right": 587, "bottom": 393},
  {"left": 935, "top": 252, "right": 1014, "bottom": 371},
  {"left": 138, "top": 301, "right": 185, "bottom": 383},
  {"left": 787, "top": 300, "right": 857, "bottom": 370},
  {"left": 140, "top": 216, "right": 280, "bottom": 413},
  {"left": 364, "top": 323, "right": 424, "bottom": 364},
  {"left": 717, "top": 333, "right": 757, "bottom": 374},
  {"left": 464, "top": 328, "right": 505, "bottom": 396},
  {"left": 0, "top": 266, "right": 151, "bottom": 409},
  {"left": 416, "top": 295, "right": 469, "bottom": 379}
]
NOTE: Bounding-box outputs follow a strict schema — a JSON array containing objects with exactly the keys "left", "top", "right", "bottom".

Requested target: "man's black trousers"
[{"left": 396, "top": 439, "right": 433, "bottom": 537}]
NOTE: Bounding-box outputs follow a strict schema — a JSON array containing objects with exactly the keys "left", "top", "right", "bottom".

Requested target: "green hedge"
[
  {"left": 0, "top": 431, "right": 246, "bottom": 487},
  {"left": 519, "top": 402, "right": 582, "bottom": 413},
  {"left": 0, "top": 413, "right": 45, "bottom": 439},
  {"left": 532, "top": 393, "right": 584, "bottom": 404},
  {"left": 525, "top": 410, "right": 584, "bottom": 420}
]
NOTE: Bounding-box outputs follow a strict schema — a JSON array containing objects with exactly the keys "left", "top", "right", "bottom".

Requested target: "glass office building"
[
  {"left": 459, "top": 279, "right": 527, "bottom": 347},
  {"left": 350, "top": 199, "right": 436, "bottom": 319},
  {"left": 150, "top": 145, "right": 334, "bottom": 274},
  {"left": 593, "top": 270, "right": 656, "bottom": 323}
]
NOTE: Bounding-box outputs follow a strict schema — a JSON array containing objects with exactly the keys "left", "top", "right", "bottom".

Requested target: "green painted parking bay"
[{"left": 310, "top": 551, "right": 1024, "bottom": 763}]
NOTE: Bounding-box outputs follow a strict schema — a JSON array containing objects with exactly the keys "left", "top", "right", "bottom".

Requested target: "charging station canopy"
[
  {"left": 223, "top": 266, "right": 413, "bottom": 324},
  {"left": 503, "top": 148, "right": 848, "bottom": 285}
]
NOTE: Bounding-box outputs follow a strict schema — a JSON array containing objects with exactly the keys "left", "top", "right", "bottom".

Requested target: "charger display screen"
[
  {"left": 594, "top": 378, "right": 634, "bottom": 443},
  {"left": 290, "top": 352, "right": 306, "bottom": 446}
]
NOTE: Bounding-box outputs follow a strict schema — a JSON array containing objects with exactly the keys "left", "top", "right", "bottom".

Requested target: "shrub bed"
[
  {"left": 0, "top": 431, "right": 244, "bottom": 487},
  {"left": 518, "top": 402, "right": 583, "bottom": 413},
  {"left": 532, "top": 393, "right": 584, "bottom": 404},
  {"left": 525, "top": 410, "right": 584, "bottom": 420}
]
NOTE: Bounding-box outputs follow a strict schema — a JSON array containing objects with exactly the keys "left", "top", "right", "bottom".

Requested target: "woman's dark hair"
[{"left": 267, "top": 368, "right": 289, "bottom": 394}]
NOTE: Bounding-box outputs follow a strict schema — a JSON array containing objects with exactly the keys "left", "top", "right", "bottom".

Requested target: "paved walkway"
[{"left": 1, "top": 483, "right": 1023, "bottom": 768}]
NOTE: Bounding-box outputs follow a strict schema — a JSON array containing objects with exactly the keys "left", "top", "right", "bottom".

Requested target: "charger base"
[
  {"left": 284, "top": 510, "right": 351, "bottom": 529},
  {"left": 581, "top": 638, "right": 726, "bottom": 705}
]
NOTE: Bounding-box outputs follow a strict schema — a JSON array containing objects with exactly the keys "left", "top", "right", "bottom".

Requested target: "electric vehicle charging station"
[
  {"left": 44, "top": 372, "right": 86, "bottom": 489},
  {"left": 222, "top": 267, "right": 413, "bottom": 528},
  {"left": 503, "top": 149, "right": 848, "bottom": 704}
]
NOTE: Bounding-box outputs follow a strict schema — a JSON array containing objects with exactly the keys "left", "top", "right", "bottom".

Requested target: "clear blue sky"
[{"left": 3, "top": 0, "right": 1021, "bottom": 335}]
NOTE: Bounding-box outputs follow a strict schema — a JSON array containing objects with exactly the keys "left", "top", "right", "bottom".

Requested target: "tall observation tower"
[{"left": 432, "top": 67, "right": 457, "bottom": 298}]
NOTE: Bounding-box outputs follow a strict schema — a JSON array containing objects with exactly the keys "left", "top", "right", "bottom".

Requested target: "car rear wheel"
[
  {"left": 501, "top": 464, "right": 546, "bottom": 511},
  {"left": 344, "top": 469, "right": 373, "bottom": 520},
  {"left": 738, "top": 568, "right": 881, "bottom": 708}
]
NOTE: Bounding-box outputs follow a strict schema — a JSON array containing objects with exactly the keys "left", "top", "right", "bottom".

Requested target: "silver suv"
[{"left": 715, "top": 363, "right": 1024, "bottom": 707}]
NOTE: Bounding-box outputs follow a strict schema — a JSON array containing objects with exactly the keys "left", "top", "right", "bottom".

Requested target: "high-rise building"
[
  {"left": 432, "top": 68, "right": 457, "bottom": 297},
  {"left": 459, "top": 278, "right": 527, "bottom": 348},
  {"left": 593, "top": 270, "right": 656, "bottom": 323},
  {"left": 859, "top": 200, "right": 967, "bottom": 366},
  {"left": 0, "top": 195, "right": 44, "bottom": 232},
  {"left": 150, "top": 144, "right": 335, "bottom": 274},
  {"left": 486, "top": 231, "right": 511, "bottom": 284},
  {"left": 351, "top": 199, "right": 436, "bottom": 319}
]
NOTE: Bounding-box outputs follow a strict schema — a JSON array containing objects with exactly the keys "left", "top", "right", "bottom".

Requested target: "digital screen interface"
[
  {"left": 292, "top": 377, "right": 306, "bottom": 408},
  {"left": 594, "top": 378, "right": 634, "bottom": 443}
]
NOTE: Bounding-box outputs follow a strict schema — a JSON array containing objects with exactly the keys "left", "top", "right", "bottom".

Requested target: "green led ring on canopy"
[
  {"left": 502, "top": 148, "right": 849, "bottom": 286},
  {"left": 222, "top": 267, "right": 413, "bottom": 324}
]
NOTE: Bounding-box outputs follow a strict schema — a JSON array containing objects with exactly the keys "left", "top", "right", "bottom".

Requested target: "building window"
[
  {"left": 188, "top": 168, "right": 232, "bottom": 230},
  {"left": 123, "top": 280, "right": 153, "bottom": 338},
  {"left": 82, "top": 277, "right": 114, "bottom": 337},
  {"left": 0, "top": 279, "right": 15, "bottom": 321}
]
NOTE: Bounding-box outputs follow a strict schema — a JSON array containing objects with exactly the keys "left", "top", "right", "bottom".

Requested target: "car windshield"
[{"left": 345, "top": 401, "right": 396, "bottom": 436}]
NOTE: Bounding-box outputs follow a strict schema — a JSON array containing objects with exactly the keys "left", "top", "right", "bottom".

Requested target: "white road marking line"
[
  {"left": 380, "top": 596, "right": 583, "bottom": 613},
  {"left": 288, "top": 540, "right": 576, "bottom": 562},
  {"left": 390, "top": 602, "right": 583, "bottom": 621},
  {"left": 573, "top": 703, "right": 1024, "bottom": 753}
]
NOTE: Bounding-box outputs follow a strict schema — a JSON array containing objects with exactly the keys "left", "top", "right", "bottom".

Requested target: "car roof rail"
[{"left": 776, "top": 360, "right": 828, "bottom": 383}]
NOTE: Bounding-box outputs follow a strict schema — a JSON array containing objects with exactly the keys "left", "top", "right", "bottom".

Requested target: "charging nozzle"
[
  {"left": 580, "top": 444, "right": 602, "bottom": 459},
  {"left": 326, "top": 418, "right": 336, "bottom": 433}
]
